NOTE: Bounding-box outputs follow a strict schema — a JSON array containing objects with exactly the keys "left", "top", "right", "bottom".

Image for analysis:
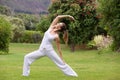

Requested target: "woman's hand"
[
  {"left": 57, "top": 15, "right": 75, "bottom": 21},
  {"left": 50, "top": 15, "right": 75, "bottom": 29},
  {"left": 67, "top": 15, "right": 75, "bottom": 21}
]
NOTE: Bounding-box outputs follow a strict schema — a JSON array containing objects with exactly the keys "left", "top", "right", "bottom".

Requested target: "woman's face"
[{"left": 55, "top": 23, "right": 63, "bottom": 30}]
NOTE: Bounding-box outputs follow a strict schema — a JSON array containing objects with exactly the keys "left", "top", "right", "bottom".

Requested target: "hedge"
[{"left": 18, "top": 30, "right": 43, "bottom": 43}]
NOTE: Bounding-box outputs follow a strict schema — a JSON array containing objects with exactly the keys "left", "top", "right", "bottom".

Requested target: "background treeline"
[
  {"left": 97, "top": 0, "right": 120, "bottom": 51},
  {"left": 0, "top": 5, "right": 44, "bottom": 54},
  {"left": 0, "top": 0, "right": 120, "bottom": 54},
  {"left": 0, "top": 8, "right": 43, "bottom": 43}
]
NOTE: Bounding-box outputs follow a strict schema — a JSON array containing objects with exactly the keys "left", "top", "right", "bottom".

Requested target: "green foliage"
[
  {"left": 0, "top": 15, "right": 25, "bottom": 42},
  {"left": 110, "top": 19, "right": 120, "bottom": 51},
  {"left": 36, "top": 16, "right": 51, "bottom": 32},
  {"left": 15, "top": 13, "right": 40, "bottom": 30},
  {"left": 20, "top": 30, "right": 43, "bottom": 43},
  {"left": 49, "top": 0, "right": 99, "bottom": 51},
  {"left": 88, "top": 35, "right": 113, "bottom": 54},
  {"left": 0, "top": 5, "right": 12, "bottom": 16},
  {"left": 97, "top": 0, "right": 120, "bottom": 51},
  {"left": 9, "top": 18, "right": 25, "bottom": 42},
  {"left": 0, "top": 17, "right": 11, "bottom": 54},
  {"left": 7, "top": 16, "right": 25, "bottom": 42}
]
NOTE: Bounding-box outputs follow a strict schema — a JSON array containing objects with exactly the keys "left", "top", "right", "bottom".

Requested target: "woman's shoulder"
[
  {"left": 49, "top": 25, "right": 55, "bottom": 29},
  {"left": 46, "top": 27, "right": 52, "bottom": 32},
  {"left": 47, "top": 27, "right": 56, "bottom": 33}
]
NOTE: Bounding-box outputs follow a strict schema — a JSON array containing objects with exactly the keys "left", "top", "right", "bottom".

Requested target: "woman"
[{"left": 22, "top": 15, "right": 78, "bottom": 77}]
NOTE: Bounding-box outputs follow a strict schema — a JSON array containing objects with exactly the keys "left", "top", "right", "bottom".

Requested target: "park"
[{"left": 0, "top": 0, "right": 120, "bottom": 80}]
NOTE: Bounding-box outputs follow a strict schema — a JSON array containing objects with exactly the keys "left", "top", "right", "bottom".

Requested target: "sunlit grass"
[{"left": 0, "top": 43, "right": 120, "bottom": 80}]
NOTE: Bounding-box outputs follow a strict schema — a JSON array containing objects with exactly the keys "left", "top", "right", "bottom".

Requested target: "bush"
[
  {"left": 15, "top": 13, "right": 40, "bottom": 30},
  {"left": 0, "top": 5, "right": 12, "bottom": 16},
  {"left": 97, "top": 0, "right": 120, "bottom": 51},
  {"left": 0, "top": 17, "right": 11, "bottom": 54},
  {"left": 20, "top": 30, "right": 43, "bottom": 43},
  {"left": 88, "top": 35, "right": 113, "bottom": 54},
  {"left": 8, "top": 17, "right": 25, "bottom": 42},
  {"left": 36, "top": 16, "right": 50, "bottom": 32},
  {"left": 110, "top": 19, "right": 120, "bottom": 51},
  {"left": 0, "top": 15, "right": 25, "bottom": 42}
]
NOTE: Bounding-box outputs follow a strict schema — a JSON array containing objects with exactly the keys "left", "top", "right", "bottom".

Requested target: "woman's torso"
[{"left": 39, "top": 28, "right": 57, "bottom": 50}]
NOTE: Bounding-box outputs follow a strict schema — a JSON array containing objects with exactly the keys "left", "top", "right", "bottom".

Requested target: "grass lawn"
[{"left": 0, "top": 43, "right": 120, "bottom": 80}]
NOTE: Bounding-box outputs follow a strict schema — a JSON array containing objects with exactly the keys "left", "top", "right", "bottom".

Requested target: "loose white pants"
[{"left": 22, "top": 48, "right": 78, "bottom": 77}]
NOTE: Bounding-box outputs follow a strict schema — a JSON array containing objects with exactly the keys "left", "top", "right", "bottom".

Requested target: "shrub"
[
  {"left": 20, "top": 30, "right": 43, "bottom": 43},
  {"left": 0, "top": 15, "right": 25, "bottom": 42},
  {"left": 36, "top": 16, "right": 50, "bottom": 32},
  {"left": 15, "top": 13, "right": 40, "bottom": 30},
  {"left": 88, "top": 35, "right": 113, "bottom": 54},
  {"left": 0, "top": 17, "right": 11, "bottom": 54},
  {"left": 7, "top": 17, "right": 25, "bottom": 42},
  {"left": 0, "top": 5, "right": 12, "bottom": 16},
  {"left": 97, "top": 0, "right": 120, "bottom": 51}
]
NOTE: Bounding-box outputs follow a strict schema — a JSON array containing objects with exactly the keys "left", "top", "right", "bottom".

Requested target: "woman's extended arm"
[
  {"left": 50, "top": 15, "right": 75, "bottom": 29},
  {"left": 55, "top": 36, "right": 65, "bottom": 63}
]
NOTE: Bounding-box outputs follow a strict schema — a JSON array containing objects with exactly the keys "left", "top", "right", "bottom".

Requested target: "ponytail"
[
  {"left": 63, "top": 30, "right": 68, "bottom": 45},
  {"left": 58, "top": 22, "right": 68, "bottom": 45}
]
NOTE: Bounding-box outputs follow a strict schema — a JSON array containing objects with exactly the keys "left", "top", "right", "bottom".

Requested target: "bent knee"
[{"left": 24, "top": 54, "right": 30, "bottom": 59}]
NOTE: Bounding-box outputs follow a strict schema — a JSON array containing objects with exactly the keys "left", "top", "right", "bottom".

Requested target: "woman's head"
[
  {"left": 56, "top": 22, "right": 66, "bottom": 32},
  {"left": 55, "top": 22, "right": 68, "bottom": 45}
]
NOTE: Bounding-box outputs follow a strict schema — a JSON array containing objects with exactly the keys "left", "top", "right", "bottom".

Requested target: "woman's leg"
[
  {"left": 22, "top": 50, "right": 44, "bottom": 76},
  {"left": 46, "top": 50, "right": 78, "bottom": 77}
]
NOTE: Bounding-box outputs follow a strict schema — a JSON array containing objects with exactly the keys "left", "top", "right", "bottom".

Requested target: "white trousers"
[{"left": 22, "top": 48, "right": 78, "bottom": 77}]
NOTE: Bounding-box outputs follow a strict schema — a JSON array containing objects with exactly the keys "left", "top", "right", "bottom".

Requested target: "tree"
[
  {"left": 0, "top": 5, "right": 12, "bottom": 16},
  {"left": 49, "top": 0, "right": 99, "bottom": 51},
  {"left": 0, "top": 14, "right": 25, "bottom": 43},
  {"left": 15, "top": 13, "right": 40, "bottom": 30},
  {"left": 97, "top": 0, "right": 120, "bottom": 51},
  {"left": 0, "top": 16, "right": 11, "bottom": 54},
  {"left": 8, "top": 17, "right": 25, "bottom": 42},
  {"left": 36, "top": 15, "right": 51, "bottom": 32}
]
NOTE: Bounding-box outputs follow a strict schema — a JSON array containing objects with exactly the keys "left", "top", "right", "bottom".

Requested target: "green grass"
[{"left": 0, "top": 43, "right": 120, "bottom": 80}]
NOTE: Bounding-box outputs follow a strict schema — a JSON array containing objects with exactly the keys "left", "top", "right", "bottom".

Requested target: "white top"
[{"left": 39, "top": 29, "right": 57, "bottom": 50}]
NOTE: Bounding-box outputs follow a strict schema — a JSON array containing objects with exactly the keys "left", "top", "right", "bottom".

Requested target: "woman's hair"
[
  {"left": 63, "top": 30, "right": 68, "bottom": 45},
  {"left": 58, "top": 23, "right": 68, "bottom": 45},
  {"left": 58, "top": 23, "right": 66, "bottom": 32}
]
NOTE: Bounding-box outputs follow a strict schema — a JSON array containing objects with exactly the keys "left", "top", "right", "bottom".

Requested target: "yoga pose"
[{"left": 22, "top": 15, "right": 78, "bottom": 77}]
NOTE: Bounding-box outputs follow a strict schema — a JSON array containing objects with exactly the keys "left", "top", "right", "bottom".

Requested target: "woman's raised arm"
[{"left": 49, "top": 15, "right": 75, "bottom": 29}]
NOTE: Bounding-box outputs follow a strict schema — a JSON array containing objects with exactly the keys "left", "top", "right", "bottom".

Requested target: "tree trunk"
[
  {"left": 117, "top": 47, "right": 120, "bottom": 52},
  {"left": 70, "top": 43, "right": 75, "bottom": 52}
]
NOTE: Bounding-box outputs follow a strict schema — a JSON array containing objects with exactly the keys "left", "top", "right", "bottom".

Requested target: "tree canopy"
[
  {"left": 49, "top": 0, "right": 99, "bottom": 51},
  {"left": 97, "top": 0, "right": 120, "bottom": 51}
]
